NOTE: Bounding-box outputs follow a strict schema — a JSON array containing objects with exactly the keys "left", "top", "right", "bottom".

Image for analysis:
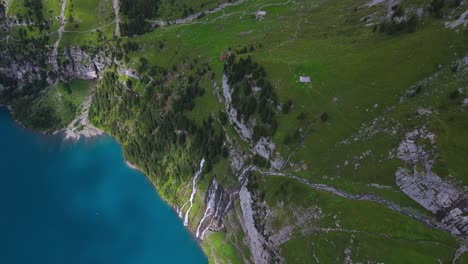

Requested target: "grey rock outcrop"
[
  {"left": 196, "top": 178, "right": 232, "bottom": 239},
  {"left": 396, "top": 127, "right": 468, "bottom": 237},
  {"left": 0, "top": 44, "right": 112, "bottom": 88},
  {"left": 61, "top": 46, "right": 112, "bottom": 80}
]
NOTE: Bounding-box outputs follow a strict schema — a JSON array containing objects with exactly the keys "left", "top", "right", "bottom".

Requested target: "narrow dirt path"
[
  {"left": 269, "top": 4, "right": 303, "bottom": 56},
  {"left": 112, "top": 0, "right": 120, "bottom": 37},
  {"left": 280, "top": 122, "right": 313, "bottom": 170},
  {"left": 63, "top": 20, "right": 115, "bottom": 33},
  {"left": 154, "top": 0, "right": 294, "bottom": 31},
  {"left": 148, "top": 0, "right": 244, "bottom": 28},
  {"left": 52, "top": 0, "right": 68, "bottom": 69},
  {"left": 258, "top": 0, "right": 292, "bottom": 10},
  {"left": 257, "top": 169, "right": 454, "bottom": 236},
  {"left": 305, "top": 227, "right": 457, "bottom": 249}
]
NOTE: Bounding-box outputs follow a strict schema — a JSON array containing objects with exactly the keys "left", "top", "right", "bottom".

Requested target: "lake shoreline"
[{"left": 0, "top": 105, "right": 206, "bottom": 256}]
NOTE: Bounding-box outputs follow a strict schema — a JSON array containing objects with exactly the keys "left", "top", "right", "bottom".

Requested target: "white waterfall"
[
  {"left": 196, "top": 179, "right": 219, "bottom": 239},
  {"left": 183, "top": 158, "right": 205, "bottom": 226}
]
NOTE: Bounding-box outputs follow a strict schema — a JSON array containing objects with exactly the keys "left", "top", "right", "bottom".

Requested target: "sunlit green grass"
[
  {"left": 121, "top": 0, "right": 468, "bottom": 261},
  {"left": 6, "top": 0, "right": 467, "bottom": 262},
  {"left": 61, "top": 0, "right": 114, "bottom": 46},
  {"left": 202, "top": 232, "right": 244, "bottom": 264},
  {"left": 263, "top": 176, "right": 459, "bottom": 262}
]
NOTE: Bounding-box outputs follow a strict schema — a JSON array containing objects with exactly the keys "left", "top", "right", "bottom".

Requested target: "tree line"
[
  {"left": 90, "top": 57, "right": 225, "bottom": 203},
  {"left": 224, "top": 54, "right": 279, "bottom": 142}
]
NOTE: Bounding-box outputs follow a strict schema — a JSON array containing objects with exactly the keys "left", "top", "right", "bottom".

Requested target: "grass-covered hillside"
[{"left": 1, "top": 0, "right": 468, "bottom": 263}]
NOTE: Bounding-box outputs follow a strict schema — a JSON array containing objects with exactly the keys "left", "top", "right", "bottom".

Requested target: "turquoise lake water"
[{"left": 0, "top": 108, "right": 207, "bottom": 264}]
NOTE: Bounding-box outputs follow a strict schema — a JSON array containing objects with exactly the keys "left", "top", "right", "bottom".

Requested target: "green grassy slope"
[
  {"left": 128, "top": 0, "right": 467, "bottom": 199},
  {"left": 121, "top": 0, "right": 467, "bottom": 262},
  {"left": 2, "top": 0, "right": 468, "bottom": 263},
  {"left": 61, "top": 0, "right": 115, "bottom": 45}
]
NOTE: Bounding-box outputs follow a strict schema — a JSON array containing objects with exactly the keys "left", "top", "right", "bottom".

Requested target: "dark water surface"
[{"left": 0, "top": 108, "right": 207, "bottom": 264}]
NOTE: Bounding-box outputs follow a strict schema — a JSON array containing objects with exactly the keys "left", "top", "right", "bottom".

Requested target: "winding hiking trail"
[
  {"left": 217, "top": 67, "right": 454, "bottom": 239},
  {"left": 148, "top": 0, "right": 244, "bottom": 28},
  {"left": 52, "top": 0, "right": 68, "bottom": 69},
  {"left": 269, "top": 0, "right": 304, "bottom": 56},
  {"left": 280, "top": 122, "right": 312, "bottom": 170},
  {"left": 63, "top": 21, "right": 115, "bottom": 33},
  {"left": 257, "top": 0, "right": 292, "bottom": 10},
  {"left": 256, "top": 169, "right": 455, "bottom": 236},
  {"left": 151, "top": 0, "right": 294, "bottom": 31},
  {"left": 112, "top": 0, "right": 120, "bottom": 37}
]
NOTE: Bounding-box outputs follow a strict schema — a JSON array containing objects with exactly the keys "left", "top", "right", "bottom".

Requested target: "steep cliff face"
[
  {"left": 196, "top": 178, "right": 232, "bottom": 239},
  {"left": 0, "top": 12, "right": 112, "bottom": 87},
  {"left": 0, "top": 59, "right": 41, "bottom": 84},
  {"left": 196, "top": 53, "right": 468, "bottom": 262},
  {"left": 61, "top": 46, "right": 113, "bottom": 81},
  {"left": 0, "top": 46, "right": 112, "bottom": 86},
  {"left": 2, "top": 0, "right": 468, "bottom": 263},
  {"left": 396, "top": 127, "right": 468, "bottom": 236},
  {"left": 194, "top": 129, "right": 276, "bottom": 263},
  {"left": 0, "top": 4, "right": 116, "bottom": 133}
]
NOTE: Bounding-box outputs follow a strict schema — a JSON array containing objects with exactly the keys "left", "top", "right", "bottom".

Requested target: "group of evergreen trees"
[
  {"left": 375, "top": 0, "right": 464, "bottom": 35},
  {"left": 0, "top": 0, "right": 59, "bottom": 131},
  {"left": 429, "top": 0, "right": 463, "bottom": 18},
  {"left": 224, "top": 54, "right": 279, "bottom": 142},
  {"left": 119, "top": 0, "right": 221, "bottom": 36},
  {"left": 120, "top": 0, "right": 159, "bottom": 36},
  {"left": 90, "top": 57, "right": 225, "bottom": 201}
]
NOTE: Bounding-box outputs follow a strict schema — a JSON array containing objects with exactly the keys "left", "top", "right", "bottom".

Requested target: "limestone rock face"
[
  {"left": 61, "top": 46, "right": 112, "bottom": 80},
  {"left": 0, "top": 46, "right": 112, "bottom": 87},
  {"left": 0, "top": 61, "right": 40, "bottom": 83},
  {"left": 396, "top": 127, "right": 468, "bottom": 236},
  {"left": 195, "top": 178, "right": 232, "bottom": 239}
]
